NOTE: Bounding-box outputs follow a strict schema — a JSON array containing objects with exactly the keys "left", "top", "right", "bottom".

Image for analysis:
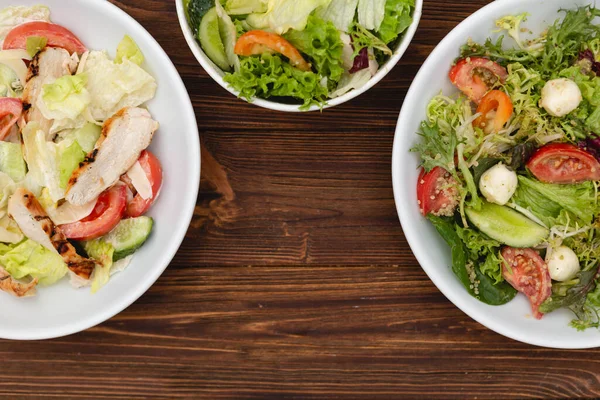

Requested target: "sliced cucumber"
[
  {"left": 104, "top": 216, "right": 154, "bottom": 261},
  {"left": 0, "top": 141, "right": 26, "bottom": 181},
  {"left": 466, "top": 202, "right": 549, "bottom": 248},
  {"left": 198, "top": 7, "right": 230, "bottom": 71}
]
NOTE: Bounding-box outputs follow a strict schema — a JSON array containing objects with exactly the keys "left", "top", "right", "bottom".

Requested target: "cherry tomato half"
[
  {"left": 449, "top": 57, "right": 508, "bottom": 104},
  {"left": 234, "top": 30, "right": 311, "bottom": 72},
  {"left": 473, "top": 90, "right": 513, "bottom": 134},
  {"left": 59, "top": 185, "right": 127, "bottom": 241},
  {"left": 417, "top": 167, "right": 459, "bottom": 217},
  {"left": 526, "top": 143, "right": 600, "bottom": 184},
  {"left": 126, "top": 150, "right": 163, "bottom": 218},
  {"left": 3, "top": 22, "right": 87, "bottom": 54},
  {"left": 501, "top": 247, "right": 552, "bottom": 319}
]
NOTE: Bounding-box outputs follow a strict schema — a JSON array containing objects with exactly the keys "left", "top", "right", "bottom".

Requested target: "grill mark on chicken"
[
  {"left": 8, "top": 189, "right": 96, "bottom": 280},
  {"left": 22, "top": 103, "right": 31, "bottom": 111}
]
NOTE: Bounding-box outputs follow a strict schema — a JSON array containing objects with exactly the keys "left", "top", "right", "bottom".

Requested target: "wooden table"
[{"left": 3, "top": 0, "right": 600, "bottom": 398}]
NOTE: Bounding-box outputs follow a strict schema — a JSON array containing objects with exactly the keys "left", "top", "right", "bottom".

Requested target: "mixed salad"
[
  {"left": 184, "top": 0, "right": 415, "bottom": 108},
  {"left": 0, "top": 5, "right": 163, "bottom": 297},
  {"left": 413, "top": 6, "right": 600, "bottom": 330}
]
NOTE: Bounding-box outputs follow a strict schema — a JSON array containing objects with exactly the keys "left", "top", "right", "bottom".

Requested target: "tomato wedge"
[
  {"left": 449, "top": 57, "right": 508, "bottom": 104},
  {"left": 126, "top": 150, "right": 163, "bottom": 218},
  {"left": 0, "top": 98, "right": 22, "bottom": 141},
  {"left": 417, "top": 167, "right": 459, "bottom": 217},
  {"left": 501, "top": 247, "right": 552, "bottom": 319},
  {"left": 59, "top": 185, "right": 127, "bottom": 241},
  {"left": 473, "top": 90, "right": 513, "bottom": 134},
  {"left": 234, "top": 30, "right": 311, "bottom": 72},
  {"left": 3, "top": 22, "right": 87, "bottom": 54},
  {"left": 526, "top": 143, "right": 600, "bottom": 183}
]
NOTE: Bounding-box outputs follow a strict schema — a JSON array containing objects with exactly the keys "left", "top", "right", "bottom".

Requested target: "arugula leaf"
[
  {"left": 410, "top": 122, "right": 457, "bottom": 173},
  {"left": 539, "top": 268, "right": 599, "bottom": 314},
  {"left": 509, "top": 142, "right": 537, "bottom": 170}
]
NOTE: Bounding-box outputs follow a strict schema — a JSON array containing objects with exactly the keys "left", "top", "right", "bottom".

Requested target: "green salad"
[
  {"left": 185, "top": 0, "right": 415, "bottom": 109},
  {"left": 413, "top": 6, "right": 600, "bottom": 329}
]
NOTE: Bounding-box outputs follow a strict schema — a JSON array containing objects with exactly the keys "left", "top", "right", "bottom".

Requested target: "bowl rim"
[
  {"left": 392, "top": 0, "right": 600, "bottom": 349},
  {"left": 0, "top": 0, "right": 201, "bottom": 341},
  {"left": 175, "top": 0, "right": 423, "bottom": 112}
]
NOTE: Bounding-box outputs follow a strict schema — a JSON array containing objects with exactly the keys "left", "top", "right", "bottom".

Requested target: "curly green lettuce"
[
  {"left": 224, "top": 53, "right": 329, "bottom": 109},
  {"left": 377, "top": 0, "right": 414, "bottom": 44}
]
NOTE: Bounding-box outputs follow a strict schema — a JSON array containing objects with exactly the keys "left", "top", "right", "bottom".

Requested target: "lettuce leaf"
[
  {"left": 0, "top": 63, "right": 22, "bottom": 97},
  {"left": 0, "top": 239, "right": 67, "bottom": 285},
  {"left": 357, "top": 0, "right": 386, "bottom": 31},
  {"left": 226, "top": 0, "right": 268, "bottom": 15},
  {"left": 26, "top": 36, "right": 47, "bottom": 58},
  {"left": 116, "top": 35, "right": 144, "bottom": 66},
  {"left": 330, "top": 69, "right": 371, "bottom": 98},
  {"left": 285, "top": 15, "right": 344, "bottom": 85},
  {"left": 39, "top": 74, "right": 91, "bottom": 122},
  {"left": 317, "top": 0, "right": 358, "bottom": 33},
  {"left": 246, "top": 0, "right": 331, "bottom": 35},
  {"left": 0, "top": 141, "right": 26, "bottom": 182},
  {"left": 224, "top": 53, "right": 329, "bottom": 109},
  {"left": 83, "top": 51, "right": 157, "bottom": 121},
  {"left": 83, "top": 239, "right": 114, "bottom": 293},
  {"left": 455, "top": 225, "right": 502, "bottom": 284},
  {"left": 377, "top": 0, "right": 414, "bottom": 44}
]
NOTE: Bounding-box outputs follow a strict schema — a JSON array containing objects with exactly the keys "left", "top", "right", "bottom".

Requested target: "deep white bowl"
[
  {"left": 176, "top": 1, "right": 423, "bottom": 112},
  {"left": 392, "top": 0, "right": 599, "bottom": 348},
  {"left": 0, "top": 0, "right": 201, "bottom": 340}
]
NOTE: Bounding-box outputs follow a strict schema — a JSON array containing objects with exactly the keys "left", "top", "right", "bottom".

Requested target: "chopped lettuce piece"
[
  {"left": 22, "top": 122, "right": 63, "bottom": 203},
  {"left": 39, "top": 74, "right": 91, "bottom": 121},
  {"left": 25, "top": 36, "right": 47, "bottom": 58},
  {"left": 377, "top": 0, "right": 414, "bottom": 44},
  {"left": 73, "top": 122, "right": 102, "bottom": 153},
  {"left": 0, "top": 239, "right": 68, "bottom": 286},
  {"left": 226, "top": 0, "right": 268, "bottom": 15},
  {"left": 0, "top": 171, "right": 16, "bottom": 210},
  {"left": 285, "top": 15, "right": 345, "bottom": 85},
  {"left": 0, "top": 63, "right": 21, "bottom": 97},
  {"left": 0, "top": 5, "right": 50, "bottom": 45},
  {"left": 317, "top": 0, "right": 358, "bottom": 33},
  {"left": 357, "top": 0, "right": 386, "bottom": 31},
  {"left": 116, "top": 35, "right": 144, "bottom": 66},
  {"left": 57, "top": 140, "right": 86, "bottom": 189},
  {"left": 0, "top": 213, "right": 22, "bottom": 244},
  {"left": 0, "top": 141, "right": 26, "bottom": 182},
  {"left": 83, "top": 239, "right": 114, "bottom": 293},
  {"left": 224, "top": 53, "right": 329, "bottom": 109},
  {"left": 83, "top": 50, "right": 157, "bottom": 121},
  {"left": 350, "top": 22, "right": 392, "bottom": 57},
  {"left": 246, "top": 0, "right": 331, "bottom": 35},
  {"left": 330, "top": 69, "right": 371, "bottom": 98}
]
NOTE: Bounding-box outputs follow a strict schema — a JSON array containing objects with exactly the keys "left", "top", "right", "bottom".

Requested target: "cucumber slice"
[
  {"left": 0, "top": 141, "right": 26, "bottom": 181},
  {"left": 466, "top": 202, "right": 549, "bottom": 248},
  {"left": 104, "top": 216, "right": 153, "bottom": 261},
  {"left": 198, "top": 7, "right": 230, "bottom": 71}
]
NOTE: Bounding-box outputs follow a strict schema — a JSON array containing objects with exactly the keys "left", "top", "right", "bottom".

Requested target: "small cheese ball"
[
  {"left": 540, "top": 78, "right": 583, "bottom": 117},
  {"left": 479, "top": 163, "right": 518, "bottom": 205},
  {"left": 546, "top": 246, "right": 580, "bottom": 282}
]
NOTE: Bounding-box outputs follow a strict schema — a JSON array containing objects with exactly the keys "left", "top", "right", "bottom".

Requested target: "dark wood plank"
[{"left": 4, "top": 0, "right": 600, "bottom": 399}]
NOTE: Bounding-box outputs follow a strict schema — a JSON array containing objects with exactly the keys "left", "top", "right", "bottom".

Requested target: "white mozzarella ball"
[
  {"left": 546, "top": 246, "right": 580, "bottom": 282},
  {"left": 478, "top": 163, "right": 518, "bottom": 205},
  {"left": 540, "top": 78, "right": 582, "bottom": 117}
]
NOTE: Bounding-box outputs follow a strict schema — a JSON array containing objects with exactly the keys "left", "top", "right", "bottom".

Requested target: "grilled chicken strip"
[
  {"left": 66, "top": 107, "right": 158, "bottom": 206},
  {"left": 0, "top": 265, "right": 37, "bottom": 297},
  {"left": 22, "top": 48, "right": 78, "bottom": 137},
  {"left": 8, "top": 188, "right": 96, "bottom": 279}
]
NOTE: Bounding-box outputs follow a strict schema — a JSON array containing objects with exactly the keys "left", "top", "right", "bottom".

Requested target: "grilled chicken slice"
[
  {"left": 0, "top": 265, "right": 37, "bottom": 297},
  {"left": 66, "top": 107, "right": 158, "bottom": 206},
  {"left": 22, "top": 48, "right": 78, "bottom": 137},
  {"left": 8, "top": 188, "right": 96, "bottom": 280}
]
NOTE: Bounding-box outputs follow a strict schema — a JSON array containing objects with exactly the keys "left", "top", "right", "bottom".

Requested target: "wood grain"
[{"left": 3, "top": 0, "right": 600, "bottom": 399}]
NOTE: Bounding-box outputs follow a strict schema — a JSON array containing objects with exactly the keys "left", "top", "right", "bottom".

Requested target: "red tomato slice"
[
  {"left": 3, "top": 22, "right": 87, "bottom": 54},
  {"left": 234, "top": 30, "right": 311, "bottom": 72},
  {"left": 473, "top": 90, "right": 513, "bottom": 134},
  {"left": 526, "top": 143, "right": 600, "bottom": 183},
  {"left": 417, "top": 166, "right": 459, "bottom": 217},
  {"left": 501, "top": 247, "right": 552, "bottom": 319},
  {"left": 59, "top": 185, "right": 127, "bottom": 241},
  {"left": 0, "top": 98, "right": 22, "bottom": 141},
  {"left": 126, "top": 150, "right": 163, "bottom": 218},
  {"left": 449, "top": 57, "right": 508, "bottom": 104}
]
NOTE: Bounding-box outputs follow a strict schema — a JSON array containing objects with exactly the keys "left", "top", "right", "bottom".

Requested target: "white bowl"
[
  {"left": 392, "top": 0, "right": 599, "bottom": 348},
  {"left": 176, "top": 1, "right": 423, "bottom": 112},
  {"left": 0, "top": 0, "right": 200, "bottom": 340}
]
